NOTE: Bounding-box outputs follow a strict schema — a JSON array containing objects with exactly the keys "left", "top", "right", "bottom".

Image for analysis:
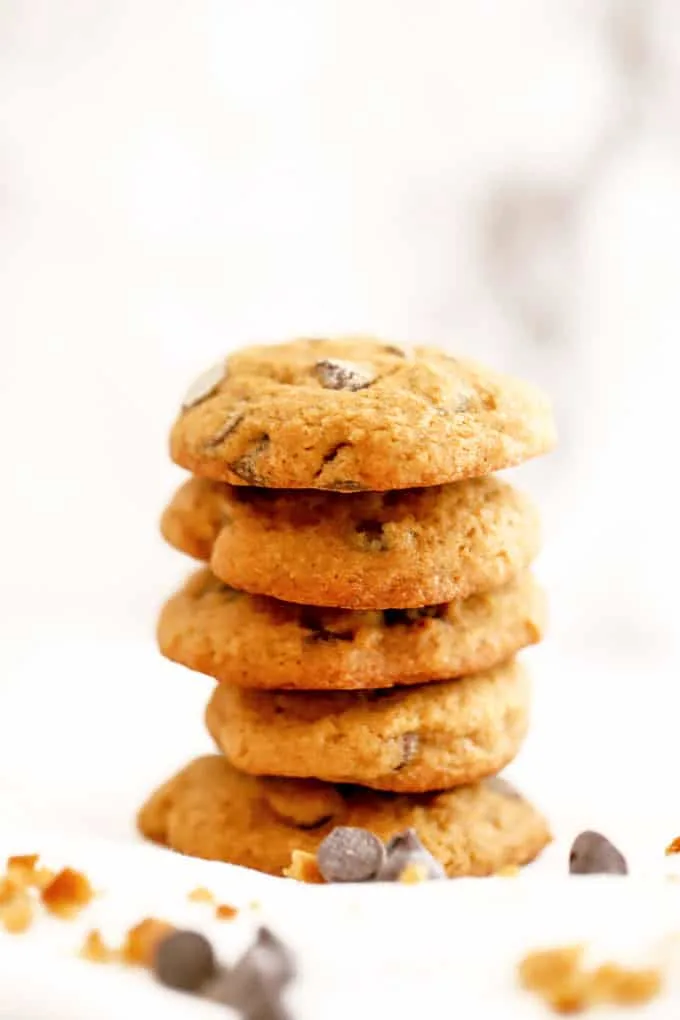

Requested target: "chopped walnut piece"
[
  {"left": 215, "top": 903, "right": 238, "bottom": 921},
  {"left": 6, "top": 854, "right": 39, "bottom": 880},
  {"left": 283, "top": 850, "right": 325, "bottom": 884},
  {"left": 33, "top": 867, "right": 56, "bottom": 891},
  {"left": 665, "top": 836, "right": 680, "bottom": 855},
  {"left": 80, "top": 929, "right": 118, "bottom": 964},
  {"left": 188, "top": 886, "right": 215, "bottom": 904},
  {"left": 0, "top": 888, "right": 34, "bottom": 934},
  {"left": 41, "top": 868, "right": 94, "bottom": 918},
  {"left": 122, "top": 918, "right": 175, "bottom": 967},
  {"left": 399, "top": 862, "right": 429, "bottom": 884},
  {"left": 519, "top": 946, "right": 662, "bottom": 1013}
]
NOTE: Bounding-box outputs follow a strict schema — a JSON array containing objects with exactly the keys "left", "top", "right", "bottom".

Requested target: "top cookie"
[{"left": 170, "top": 338, "right": 555, "bottom": 490}]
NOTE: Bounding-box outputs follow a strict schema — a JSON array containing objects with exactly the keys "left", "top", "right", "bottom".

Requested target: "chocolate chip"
[
  {"left": 206, "top": 927, "right": 296, "bottom": 1016},
  {"left": 313, "top": 359, "right": 375, "bottom": 391},
  {"left": 153, "top": 929, "right": 216, "bottom": 992},
  {"left": 354, "top": 519, "right": 388, "bottom": 551},
  {"left": 181, "top": 360, "right": 226, "bottom": 410},
  {"left": 569, "top": 831, "right": 628, "bottom": 875},
  {"left": 383, "top": 605, "right": 447, "bottom": 626},
  {"left": 230, "top": 433, "right": 270, "bottom": 484},
  {"left": 395, "top": 732, "right": 420, "bottom": 770},
  {"left": 316, "top": 827, "right": 386, "bottom": 883},
  {"left": 377, "top": 829, "right": 445, "bottom": 881},
  {"left": 204, "top": 409, "right": 246, "bottom": 447},
  {"left": 382, "top": 344, "right": 407, "bottom": 357},
  {"left": 485, "top": 776, "right": 521, "bottom": 799}
]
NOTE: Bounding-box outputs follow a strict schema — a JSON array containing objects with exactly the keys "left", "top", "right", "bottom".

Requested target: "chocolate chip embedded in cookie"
[
  {"left": 161, "top": 475, "right": 540, "bottom": 609},
  {"left": 205, "top": 659, "right": 530, "bottom": 793},
  {"left": 169, "top": 338, "right": 555, "bottom": 491},
  {"left": 137, "top": 755, "right": 551, "bottom": 877},
  {"left": 158, "top": 568, "right": 545, "bottom": 689}
]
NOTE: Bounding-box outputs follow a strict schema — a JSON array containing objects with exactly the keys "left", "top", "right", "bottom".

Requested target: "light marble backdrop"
[{"left": 1, "top": 0, "right": 679, "bottom": 664}]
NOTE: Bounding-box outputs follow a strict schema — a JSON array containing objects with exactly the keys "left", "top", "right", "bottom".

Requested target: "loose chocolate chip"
[
  {"left": 485, "top": 776, "right": 521, "bottom": 799},
  {"left": 313, "top": 359, "right": 375, "bottom": 391},
  {"left": 153, "top": 929, "right": 216, "bottom": 992},
  {"left": 377, "top": 829, "right": 446, "bottom": 882},
  {"left": 569, "top": 831, "right": 628, "bottom": 876},
  {"left": 354, "top": 519, "right": 388, "bottom": 551},
  {"left": 395, "top": 732, "right": 420, "bottom": 770},
  {"left": 316, "top": 826, "right": 386, "bottom": 883},
  {"left": 181, "top": 360, "right": 227, "bottom": 410},
  {"left": 204, "top": 409, "right": 246, "bottom": 447},
  {"left": 205, "top": 927, "right": 295, "bottom": 1015}
]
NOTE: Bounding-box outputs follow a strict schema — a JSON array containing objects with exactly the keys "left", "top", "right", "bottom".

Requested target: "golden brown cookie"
[
  {"left": 157, "top": 569, "right": 545, "bottom": 690},
  {"left": 205, "top": 660, "right": 530, "bottom": 792},
  {"left": 161, "top": 476, "right": 540, "bottom": 609},
  {"left": 137, "top": 755, "right": 550, "bottom": 877},
  {"left": 170, "top": 338, "right": 555, "bottom": 491}
]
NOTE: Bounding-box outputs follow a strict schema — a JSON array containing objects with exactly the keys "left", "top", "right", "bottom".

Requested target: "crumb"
[
  {"left": 665, "top": 837, "right": 680, "bottom": 855},
  {"left": 41, "top": 868, "right": 94, "bottom": 918},
  {"left": 80, "top": 929, "right": 118, "bottom": 964},
  {"left": 496, "top": 864, "right": 520, "bottom": 877},
  {"left": 188, "top": 886, "right": 214, "bottom": 904},
  {"left": 283, "top": 850, "right": 325, "bottom": 884},
  {"left": 0, "top": 875, "right": 21, "bottom": 906},
  {"left": 519, "top": 946, "right": 662, "bottom": 1013},
  {"left": 0, "top": 888, "right": 34, "bottom": 934},
  {"left": 215, "top": 903, "right": 238, "bottom": 921},
  {"left": 6, "top": 854, "right": 40, "bottom": 879},
  {"left": 399, "top": 862, "right": 428, "bottom": 884},
  {"left": 122, "top": 918, "right": 175, "bottom": 967}
]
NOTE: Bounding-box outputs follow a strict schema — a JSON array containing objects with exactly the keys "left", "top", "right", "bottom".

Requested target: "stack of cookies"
[{"left": 139, "top": 338, "right": 556, "bottom": 879}]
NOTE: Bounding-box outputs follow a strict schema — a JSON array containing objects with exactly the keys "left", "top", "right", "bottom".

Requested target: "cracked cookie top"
[{"left": 169, "top": 338, "right": 556, "bottom": 491}]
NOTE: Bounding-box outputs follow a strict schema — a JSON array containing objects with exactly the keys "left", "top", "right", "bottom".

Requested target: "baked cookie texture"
[
  {"left": 137, "top": 755, "right": 551, "bottom": 877},
  {"left": 157, "top": 568, "right": 545, "bottom": 690},
  {"left": 170, "top": 338, "right": 556, "bottom": 491},
  {"left": 161, "top": 475, "right": 540, "bottom": 608},
  {"left": 205, "top": 659, "right": 530, "bottom": 792}
]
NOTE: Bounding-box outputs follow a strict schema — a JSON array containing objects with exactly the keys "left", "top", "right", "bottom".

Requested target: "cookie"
[
  {"left": 169, "top": 338, "right": 555, "bottom": 491},
  {"left": 157, "top": 568, "right": 545, "bottom": 690},
  {"left": 205, "top": 659, "right": 530, "bottom": 792},
  {"left": 138, "top": 755, "right": 550, "bottom": 877},
  {"left": 162, "top": 476, "right": 540, "bottom": 609}
]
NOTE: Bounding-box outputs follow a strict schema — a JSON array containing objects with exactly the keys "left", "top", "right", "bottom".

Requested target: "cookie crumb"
[
  {"left": 6, "top": 854, "right": 39, "bottom": 879},
  {"left": 399, "top": 862, "right": 429, "bottom": 884},
  {"left": 188, "top": 886, "right": 214, "bottom": 904},
  {"left": 283, "top": 850, "right": 325, "bottom": 884},
  {"left": 41, "top": 867, "right": 94, "bottom": 918},
  {"left": 215, "top": 903, "right": 238, "bottom": 921},
  {"left": 519, "top": 946, "right": 662, "bottom": 1013},
  {"left": 665, "top": 836, "right": 680, "bottom": 855},
  {"left": 122, "top": 918, "right": 176, "bottom": 967},
  {"left": 0, "top": 888, "right": 34, "bottom": 934},
  {"left": 80, "top": 929, "right": 118, "bottom": 964}
]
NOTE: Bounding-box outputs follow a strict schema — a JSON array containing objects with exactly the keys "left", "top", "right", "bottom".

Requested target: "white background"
[{"left": 2, "top": 2, "right": 680, "bottom": 1015}]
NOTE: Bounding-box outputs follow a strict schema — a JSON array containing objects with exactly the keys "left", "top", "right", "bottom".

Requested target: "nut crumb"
[
  {"left": 80, "top": 929, "right": 118, "bottom": 964},
  {"left": 122, "top": 918, "right": 175, "bottom": 966},
  {"left": 665, "top": 836, "right": 680, "bottom": 855},
  {"left": 41, "top": 868, "right": 94, "bottom": 918},
  {"left": 215, "top": 903, "right": 238, "bottom": 921},
  {"left": 399, "top": 862, "right": 428, "bottom": 884},
  {"left": 188, "top": 886, "right": 214, "bottom": 904},
  {"left": 283, "top": 850, "right": 325, "bottom": 884},
  {"left": 519, "top": 946, "right": 662, "bottom": 1013},
  {"left": 0, "top": 888, "right": 34, "bottom": 934}
]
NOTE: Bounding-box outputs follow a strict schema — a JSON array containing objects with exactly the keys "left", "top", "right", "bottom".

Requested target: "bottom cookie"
[{"left": 137, "top": 755, "right": 550, "bottom": 878}]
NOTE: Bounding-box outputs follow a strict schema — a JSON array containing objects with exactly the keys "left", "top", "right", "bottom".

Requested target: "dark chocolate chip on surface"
[
  {"left": 377, "top": 828, "right": 445, "bottom": 881},
  {"left": 181, "top": 361, "right": 226, "bottom": 410},
  {"left": 313, "top": 359, "right": 375, "bottom": 391},
  {"left": 153, "top": 929, "right": 216, "bottom": 992},
  {"left": 206, "top": 927, "right": 295, "bottom": 1015},
  {"left": 316, "top": 826, "right": 386, "bottom": 883},
  {"left": 569, "top": 831, "right": 628, "bottom": 875},
  {"left": 205, "top": 409, "right": 246, "bottom": 447}
]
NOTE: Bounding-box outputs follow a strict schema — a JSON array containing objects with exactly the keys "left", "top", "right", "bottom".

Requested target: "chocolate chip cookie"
[
  {"left": 170, "top": 338, "right": 556, "bottom": 491},
  {"left": 157, "top": 568, "right": 545, "bottom": 690},
  {"left": 205, "top": 659, "right": 530, "bottom": 792},
  {"left": 162, "top": 476, "right": 540, "bottom": 608},
  {"left": 137, "top": 755, "right": 550, "bottom": 877}
]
